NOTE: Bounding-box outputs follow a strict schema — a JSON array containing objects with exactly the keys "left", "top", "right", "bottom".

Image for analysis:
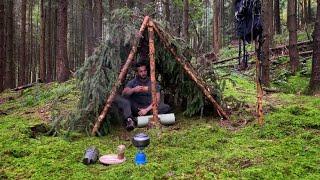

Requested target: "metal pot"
[{"left": 132, "top": 133, "right": 150, "bottom": 149}]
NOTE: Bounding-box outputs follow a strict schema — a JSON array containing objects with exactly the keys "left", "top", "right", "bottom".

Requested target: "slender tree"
[
  {"left": 274, "top": 0, "right": 281, "bottom": 34},
  {"left": 19, "top": 0, "right": 27, "bottom": 86},
  {"left": 0, "top": 0, "right": 5, "bottom": 91},
  {"left": 182, "top": 0, "right": 189, "bottom": 42},
  {"left": 288, "top": 0, "right": 300, "bottom": 74},
  {"left": 164, "top": 0, "right": 170, "bottom": 24},
  {"left": 40, "top": 0, "right": 46, "bottom": 82},
  {"left": 309, "top": 0, "right": 320, "bottom": 94},
  {"left": 261, "top": 0, "right": 272, "bottom": 86},
  {"left": 213, "top": 0, "right": 221, "bottom": 53},
  {"left": 5, "top": 0, "right": 15, "bottom": 88},
  {"left": 56, "top": 0, "right": 70, "bottom": 82},
  {"left": 93, "top": 0, "right": 103, "bottom": 45},
  {"left": 85, "top": 0, "right": 94, "bottom": 56}
]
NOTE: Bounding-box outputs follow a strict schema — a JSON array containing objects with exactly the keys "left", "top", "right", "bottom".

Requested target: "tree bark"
[
  {"left": 309, "top": 1, "right": 320, "bottom": 94},
  {"left": 213, "top": 0, "right": 221, "bottom": 53},
  {"left": 93, "top": 0, "right": 103, "bottom": 45},
  {"left": 85, "top": 0, "right": 94, "bottom": 56},
  {"left": 56, "top": 0, "right": 70, "bottom": 82},
  {"left": 274, "top": 0, "right": 281, "bottom": 34},
  {"left": 164, "top": 0, "right": 170, "bottom": 24},
  {"left": 5, "top": 0, "right": 15, "bottom": 89},
  {"left": 308, "top": 0, "right": 312, "bottom": 22},
  {"left": 261, "top": 0, "right": 272, "bottom": 86},
  {"left": 0, "top": 0, "right": 5, "bottom": 91},
  {"left": 288, "top": 0, "right": 300, "bottom": 74},
  {"left": 19, "top": 0, "right": 27, "bottom": 86},
  {"left": 91, "top": 16, "right": 150, "bottom": 136},
  {"left": 182, "top": 0, "right": 189, "bottom": 42},
  {"left": 39, "top": 0, "right": 46, "bottom": 82},
  {"left": 148, "top": 25, "right": 159, "bottom": 124}
]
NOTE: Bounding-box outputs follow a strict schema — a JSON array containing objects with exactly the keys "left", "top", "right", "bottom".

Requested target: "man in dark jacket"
[{"left": 115, "top": 62, "right": 171, "bottom": 131}]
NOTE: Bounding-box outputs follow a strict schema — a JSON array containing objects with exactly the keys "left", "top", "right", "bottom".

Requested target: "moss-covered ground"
[{"left": 1, "top": 34, "right": 319, "bottom": 179}]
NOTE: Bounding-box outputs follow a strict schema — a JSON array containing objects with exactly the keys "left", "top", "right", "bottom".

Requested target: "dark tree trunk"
[
  {"left": 5, "top": 0, "right": 15, "bottom": 88},
  {"left": 93, "top": 0, "right": 103, "bottom": 45},
  {"left": 261, "top": 0, "right": 272, "bottom": 86},
  {"left": 56, "top": 0, "right": 70, "bottom": 82},
  {"left": 288, "top": 0, "right": 300, "bottom": 74},
  {"left": 303, "top": 0, "right": 308, "bottom": 25},
  {"left": 308, "top": 0, "right": 312, "bottom": 22},
  {"left": 19, "top": 0, "right": 27, "bottom": 86},
  {"left": 274, "top": 0, "right": 281, "bottom": 34},
  {"left": 164, "top": 0, "right": 170, "bottom": 24},
  {"left": 0, "top": 0, "right": 5, "bottom": 91},
  {"left": 309, "top": 1, "right": 320, "bottom": 94},
  {"left": 182, "top": 0, "right": 189, "bottom": 42},
  {"left": 85, "top": 0, "right": 94, "bottom": 56},
  {"left": 46, "top": 0, "right": 53, "bottom": 82},
  {"left": 40, "top": 0, "right": 46, "bottom": 82},
  {"left": 213, "top": 0, "right": 221, "bottom": 53}
]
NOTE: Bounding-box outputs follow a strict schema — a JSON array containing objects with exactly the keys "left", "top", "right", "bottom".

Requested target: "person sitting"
[{"left": 114, "top": 61, "right": 171, "bottom": 131}]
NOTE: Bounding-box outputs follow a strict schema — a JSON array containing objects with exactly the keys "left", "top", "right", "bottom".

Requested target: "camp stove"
[{"left": 132, "top": 133, "right": 150, "bottom": 165}]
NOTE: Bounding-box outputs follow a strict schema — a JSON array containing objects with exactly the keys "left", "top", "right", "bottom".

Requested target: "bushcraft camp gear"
[
  {"left": 136, "top": 113, "right": 176, "bottom": 127},
  {"left": 132, "top": 133, "right": 150, "bottom": 165},
  {"left": 99, "top": 145, "right": 126, "bottom": 165},
  {"left": 83, "top": 146, "right": 99, "bottom": 165},
  {"left": 235, "top": 0, "right": 262, "bottom": 68}
]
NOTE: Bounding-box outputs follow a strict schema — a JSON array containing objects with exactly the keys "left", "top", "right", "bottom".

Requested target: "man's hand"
[
  {"left": 138, "top": 107, "right": 150, "bottom": 116},
  {"left": 133, "top": 86, "right": 148, "bottom": 93}
]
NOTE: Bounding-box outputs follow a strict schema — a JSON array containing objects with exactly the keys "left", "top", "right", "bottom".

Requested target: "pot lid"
[{"left": 133, "top": 133, "right": 149, "bottom": 142}]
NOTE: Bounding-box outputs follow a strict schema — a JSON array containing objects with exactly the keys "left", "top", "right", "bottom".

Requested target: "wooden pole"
[
  {"left": 255, "top": 40, "right": 264, "bottom": 126},
  {"left": 91, "top": 16, "right": 150, "bottom": 135},
  {"left": 150, "top": 20, "right": 230, "bottom": 121},
  {"left": 148, "top": 24, "right": 159, "bottom": 125}
]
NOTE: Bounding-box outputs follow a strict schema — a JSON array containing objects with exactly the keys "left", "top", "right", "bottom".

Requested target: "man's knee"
[{"left": 158, "top": 104, "right": 171, "bottom": 114}]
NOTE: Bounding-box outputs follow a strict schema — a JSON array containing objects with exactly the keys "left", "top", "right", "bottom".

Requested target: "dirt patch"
[{"left": 219, "top": 119, "right": 248, "bottom": 131}]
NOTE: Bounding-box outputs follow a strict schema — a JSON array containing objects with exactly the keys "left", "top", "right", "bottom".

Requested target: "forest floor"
[{"left": 1, "top": 34, "right": 320, "bottom": 179}]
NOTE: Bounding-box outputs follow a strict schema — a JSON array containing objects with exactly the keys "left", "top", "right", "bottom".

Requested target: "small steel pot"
[{"left": 132, "top": 133, "right": 150, "bottom": 149}]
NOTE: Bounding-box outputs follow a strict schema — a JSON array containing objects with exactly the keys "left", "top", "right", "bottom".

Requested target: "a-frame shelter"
[{"left": 91, "top": 16, "right": 230, "bottom": 135}]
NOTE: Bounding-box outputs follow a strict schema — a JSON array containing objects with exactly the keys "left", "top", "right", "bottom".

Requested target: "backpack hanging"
[{"left": 235, "top": 0, "right": 262, "bottom": 69}]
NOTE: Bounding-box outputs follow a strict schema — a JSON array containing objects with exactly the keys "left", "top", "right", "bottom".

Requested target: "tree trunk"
[
  {"left": 5, "top": 0, "right": 15, "bottom": 88},
  {"left": 46, "top": 0, "right": 53, "bottom": 82},
  {"left": 182, "top": 0, "right": 189, "bottom": 42},
  {"left": 274, "top": 0, "right": 281, "bottom": 34},
  {"left": 261, "top": 0, "right": 272, "bottom": 86},
  {"left": 308, "top": 0, "right": 312, "bottom": 22},
  {"left": 304, "top": 0, "right": 308, "bottom": 26},
  {"left": 0, "top": 0, "right": 5, "bottom": 91},
  {"left": 19, "top": 0, "right": 27, "bottom": 86},
  {"left": 85, "top": 0, "right": 94, "bottom": 57},
  {"left": 56, "top": 0, "right": 70, "bottom": 82},
  {"left": 213, "top": 0, "right": 221, "bottom": 53},
  {"left": 309, "top": 1, "right": 320, "bottom": 94},
  {"left": 288, "top": 0, "right": 300, "bottom": 74},
  {"left": 164, "top": 0, "right": 170, "bottom": 24},
  {"left": 39, "top": 0, "right": 46, "bottom": 82},
  {"left": 93, "top": 0, "right": 103, "bottom": 45}
]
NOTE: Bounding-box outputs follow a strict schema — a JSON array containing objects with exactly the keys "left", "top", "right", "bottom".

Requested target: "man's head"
[{"left": 135, "top": 61, "right": 148, "bottom": 80}]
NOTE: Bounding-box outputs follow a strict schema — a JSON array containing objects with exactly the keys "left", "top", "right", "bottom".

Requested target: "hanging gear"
[{"left": 235, "top": 0, "right": 262, "bottom": 69}]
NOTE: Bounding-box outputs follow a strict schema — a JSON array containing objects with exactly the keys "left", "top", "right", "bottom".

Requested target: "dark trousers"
[{"left": 114, "top": 95, "right": 171, "bottom": 122}]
